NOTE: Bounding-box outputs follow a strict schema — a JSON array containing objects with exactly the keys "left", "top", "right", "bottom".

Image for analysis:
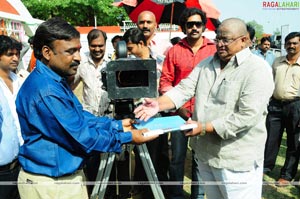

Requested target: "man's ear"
[
  {"left": 42, "top": 45, "right": 51, "bottom": 61},
  {"left": 240, "top": 36, "right": 248, "bottom": 48},
  {"left": 139, "top": 40, "right": 146, "bottom": 46},
  {"left": 241, "top": 36, "right": 248, "bottom": 43}
]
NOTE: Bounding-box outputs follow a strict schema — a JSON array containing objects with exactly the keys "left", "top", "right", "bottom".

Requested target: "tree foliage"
[
  {"left": 21, "top": 0, "right": 129, "bottom": 26},
  {"left": 246, "top": 20, "right": 264, "bottom": 40}
]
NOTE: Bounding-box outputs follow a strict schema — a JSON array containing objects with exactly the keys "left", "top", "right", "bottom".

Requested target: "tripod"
[{"left": 90, "top": 99, "right": 165, "bottom": 199}]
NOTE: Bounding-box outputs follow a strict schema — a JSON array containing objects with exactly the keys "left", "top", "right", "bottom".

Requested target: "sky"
[{"left": 211, "top": 0, "right": 300, "bottom": 34}]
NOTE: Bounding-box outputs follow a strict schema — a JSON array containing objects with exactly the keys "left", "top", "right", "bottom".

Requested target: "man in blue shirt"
[
  {"left": 16, "top": 17, "right": 157, "bottom": 199},
  {"left": 253, "top": 37, "right": 276, "bottom": 66}
]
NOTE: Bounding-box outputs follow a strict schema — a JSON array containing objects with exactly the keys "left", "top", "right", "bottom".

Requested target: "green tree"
[
  {"left": 21, "top": 0, "right": 129, "bottom": 26},
  {"left": 246, "top": 20, "right": 264, "bottom": 39},
  {"left": 273, "top": 28, "right": 280, "bottom": 35}
]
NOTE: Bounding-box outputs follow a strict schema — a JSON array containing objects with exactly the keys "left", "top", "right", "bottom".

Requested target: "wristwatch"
[{"left": 199, "top": 122, "right": 206, "bottom": 136}]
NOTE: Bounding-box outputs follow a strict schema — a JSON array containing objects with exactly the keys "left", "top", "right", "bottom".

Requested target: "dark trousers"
[
  {"left": 133, "top": 133, "right": 170, "bottom": 198},
  {"left": 0, "top": 165, "right": 20, "bottom": 199},
  {"left": 264, "top": 98, "right": 300, "bottom": 180},
  {"left": 168, "top": 131, "right": 188, "bottom": 199},
  {"left": 169, "top": 131, "right": 204, "bottom": 199},
  {"left": 84, "top": 154, "right": 101, "bottom": 195}
]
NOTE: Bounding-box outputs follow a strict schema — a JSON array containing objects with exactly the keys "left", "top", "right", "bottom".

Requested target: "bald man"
[
  {"left": 134, "top": 18, "right": 274, "bottom": 199},
  {"left": 137, "top": 11, "right": 172, "bottom": 75}
]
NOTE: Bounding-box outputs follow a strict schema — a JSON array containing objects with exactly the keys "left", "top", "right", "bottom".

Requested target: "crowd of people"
[{"left": 0, "top": 6, "right": 300, "bottom": 199}]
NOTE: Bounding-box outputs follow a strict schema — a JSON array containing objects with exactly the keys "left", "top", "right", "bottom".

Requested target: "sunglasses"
[{"left": 186, "top": 21, "right": 203, "bottom": 29}]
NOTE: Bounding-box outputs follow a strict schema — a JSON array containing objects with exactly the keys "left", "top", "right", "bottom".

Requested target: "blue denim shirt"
[
  {"left": 253, "top": 49, "right": 276, "bottom": 67},
  {"left": 16, "top": 60, "right": 132, "bottom": 177},
  {"left": 0, "top": 88, "right": 19, "bottom": 165}
]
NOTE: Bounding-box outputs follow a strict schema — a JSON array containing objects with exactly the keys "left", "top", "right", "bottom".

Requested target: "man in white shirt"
[
  {"left": 134, "top": 18, "right": 274, "bottom": 199},
  {"left": 72, "top": 29, "right": 111, "bottom": 116},
  {"left": 137, "top": 11, "right": 172, "bottom": 77},
  {"left": 0, "top": 35, "right": 23, "bottom": 199}
]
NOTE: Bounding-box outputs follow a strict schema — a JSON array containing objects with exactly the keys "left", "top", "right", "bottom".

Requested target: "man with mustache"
[
  {"left": 263, "top": 32, "right": 300, "bottom": 186},
  {"left": 16, "top": 17, "right": 157, "bottom": 199},
  {"left": 159, "top": 8, "right": 216, "bottom": 199},
  {"left": 0, "top": 35, "right": 23, "bottom": 199},
  {"left": 137, "top": 10, "right": 172, "bottom": 77},
  {"left": 71, "top": 29, "right": 110, "bottom": 117},
  {"left": 253, "top": 36, "right": 275, "bottom": 67}
]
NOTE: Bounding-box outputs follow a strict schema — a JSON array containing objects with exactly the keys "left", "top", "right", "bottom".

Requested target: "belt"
[
  {"left": 0, "top": 159, "right": 19, "bottom": 172},
  {"left": 272, "top": 97, "right": 300, "bottom": 104}
]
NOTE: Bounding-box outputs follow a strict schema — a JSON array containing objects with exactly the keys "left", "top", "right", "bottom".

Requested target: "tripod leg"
[
  {"left": 91, "top": 153, "right": 109, "bottom": 199},
  {"left": 91, "top": 153, "right": 116, "bottom": 199},
  {"left": 136, "top": 144, "right": 165, "bottom": 199},
  {"left": 98, "top": 153, "right": 116, "bottom": 198}
]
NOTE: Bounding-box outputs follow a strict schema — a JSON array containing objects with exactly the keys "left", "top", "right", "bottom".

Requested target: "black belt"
[
  {"left": 272, "top": 97, "right": 300, "bottom": 104},
  {"left": 0, "top": 159, "right": 19, "bottom": 172}
]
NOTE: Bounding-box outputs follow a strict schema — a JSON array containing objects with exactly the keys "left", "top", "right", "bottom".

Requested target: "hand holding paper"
[
  {"left": 131, "top": 128, "right": 158, "bottom": 144},
  {"left": 133, "top": 116, "right": 198, "bottom": 137},
  {"left": 122, "top": 118, "right": 136, "bottom": 132},
  {"left": 121, "top": 118, "right": 158, "bottom": 143},
  {"left": 184, "top": 119, "right": 202, "bottom": 137}
]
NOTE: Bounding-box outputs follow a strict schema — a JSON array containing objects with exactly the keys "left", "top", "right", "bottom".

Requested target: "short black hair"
[
  {"left": 179, "top": 8, "right": 207, "bottom": 34},
  {"left": 0, "top": 35, "right": 22, "bottom": 56},
  {"left": 111, "top": 35, "right": 122, "bottom": 44},
  {"left": 28, "top": 36, "right": 34, "bottom": 45},
  {"left": 285, "top": 32, "right": 300, "bottom": 43},
  {"left": 170, "top": 36, "right": 181, "bottom": 45},
  {"left": 246, "top": 24, "right": 256, "bottom": 41},
  {"left": 122, "top": 28, "right": 146, "bottom": 45},
  {"left": 33, "top": 17, "right": 80, "bottom": 60},
  {"left": 260, "top": 37, "right": 271, "bottom": 44},
  {"left": 87, "top": 29, "right": 107, "bottom": 45}
]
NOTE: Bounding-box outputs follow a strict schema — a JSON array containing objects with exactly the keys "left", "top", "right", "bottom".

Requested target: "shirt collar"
[
  {"left": 213, "top": 47, "right": 252, "bottom": 68},
  {"left": 149, "top": 34, "right": 158, "bottom": 46},
  {"left": 235, "top": 47, "right": 252, "bottom": 66},
  {"left": 87, "top": 53, "right": 106, "bottom": 68},
  {"left": 35, "top": 60, "right": 63, "bottom": 83},
  {"left": 9, "top": 71, "right": 18, "bottom": 82},
  {"left": 257, "top": 48, "right": 273, "bottom": 55},
  {"left": 276, "top": 54, "right": 300, "bottom": 66}
]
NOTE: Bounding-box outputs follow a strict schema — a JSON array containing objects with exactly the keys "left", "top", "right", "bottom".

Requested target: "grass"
[
  {"left": 183, "top": 133, "right": 300, "bottom": 199},
  {"left": 261, "top": 133, "right": 300, "bottom": 199}
]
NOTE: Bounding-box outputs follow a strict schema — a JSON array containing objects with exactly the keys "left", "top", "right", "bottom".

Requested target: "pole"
[{"left": 169, "top": 2, "right": 174, "bottom": 40}]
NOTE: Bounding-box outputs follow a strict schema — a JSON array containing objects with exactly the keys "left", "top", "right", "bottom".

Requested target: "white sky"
[{"left": 212, "top": 0, "right": 300, "bottom": 34}]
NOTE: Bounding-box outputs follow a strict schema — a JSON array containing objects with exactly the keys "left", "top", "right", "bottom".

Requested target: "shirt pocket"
[{"left": 214, "top": 80, "right": 240, "bottom": 106}]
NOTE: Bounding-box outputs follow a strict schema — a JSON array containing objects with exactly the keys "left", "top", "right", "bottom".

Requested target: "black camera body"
[
  {"left": 101, "top": 41, "right": 157, "bottom": 119},
  {"left": 102, "top": 58, "right": 157, "bottom": 99},
  {"left": 102, "top": 40, "right": 157, "bottom": 100}
]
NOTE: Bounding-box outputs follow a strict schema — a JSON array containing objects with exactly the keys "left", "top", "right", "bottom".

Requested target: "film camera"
[
  {"left": 102, "top": 41, "right": 157, "bottom": 119},
  {"left": 94, "top": 41, "right": 165, "bottom": 199}
]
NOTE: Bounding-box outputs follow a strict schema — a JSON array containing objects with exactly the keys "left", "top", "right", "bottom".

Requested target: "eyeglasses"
[
  {"left": 186, "top": 21, "right": 203, "bottom": 29},
  {"left": 214, "top": 36, "right": 244, "bottom": 45}
]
